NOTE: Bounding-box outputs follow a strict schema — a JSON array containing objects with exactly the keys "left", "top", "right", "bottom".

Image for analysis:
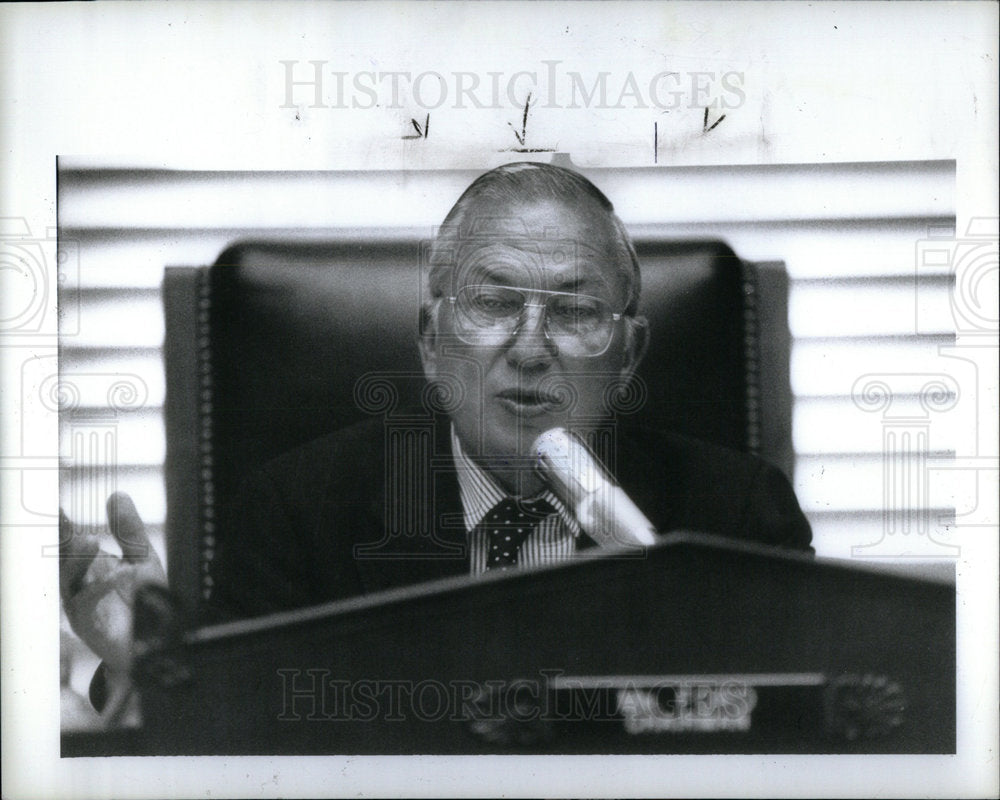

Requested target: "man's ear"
[
  {"left": 417, "top": 306, "right": 439, "bottom": 382},
  {"left": 618, "top": 315, "right": 648, "bottom": 382}
]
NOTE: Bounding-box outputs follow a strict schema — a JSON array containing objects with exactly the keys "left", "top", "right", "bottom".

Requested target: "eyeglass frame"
[{"left": 446, "top": 283, "right": 625, "bottom": 357}]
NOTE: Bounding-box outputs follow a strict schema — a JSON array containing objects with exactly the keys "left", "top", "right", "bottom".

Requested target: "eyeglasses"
[{"left": 448, "top": 284, "right": 623, "bottom": 357}]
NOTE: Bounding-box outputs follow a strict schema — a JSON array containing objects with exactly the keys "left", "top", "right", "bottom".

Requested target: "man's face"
[{"left": 420, "top": 197, "right": 645, "bottom": 494}]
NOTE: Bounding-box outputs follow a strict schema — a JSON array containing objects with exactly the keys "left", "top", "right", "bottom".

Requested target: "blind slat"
[
  {"left": 59, "top": 160, "right": 955, "bottom": 230},
  {"left": 795, "top": 453, "right": 956, "bottom": 513},
  {"left": 60, "top": 412, "right": 165, "bottom": 465},
  {"left": 60, "top": 466, "right": 166, "bottom": 526},
  {"left": 63, "top": 216, "right": 957, "bottom": 290},
  {"left": 791, "top": 337, "right": 957, "bottom": 397},
  {"left": 793, "top": 396, "right": 960, "bottom": 454},
  {"left": 789, "top": 280, "right": 953, "bottom": 337}
]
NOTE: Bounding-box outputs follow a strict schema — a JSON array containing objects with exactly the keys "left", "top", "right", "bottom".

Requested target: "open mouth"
[{"left": 495, "top": 388, "right": 560, "bottom": 416}]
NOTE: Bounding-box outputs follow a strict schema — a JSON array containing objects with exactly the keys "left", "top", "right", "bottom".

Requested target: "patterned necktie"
[{"left": 481, "top": 496, "right": 557, "bottom": 571}]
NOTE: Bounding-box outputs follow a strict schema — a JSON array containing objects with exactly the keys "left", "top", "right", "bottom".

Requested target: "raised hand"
[{"left": 59, "top": 492, "right": 166, "bottom": 675}]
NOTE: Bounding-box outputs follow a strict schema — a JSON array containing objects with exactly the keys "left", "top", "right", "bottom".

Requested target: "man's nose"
[{"left": 506, "top": 303, "right": 556, "bottom": 365}]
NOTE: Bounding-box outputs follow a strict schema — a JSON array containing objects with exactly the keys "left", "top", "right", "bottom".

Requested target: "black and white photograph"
[{"left": 2, "top": 2, "right": 997, "bottom": 797}]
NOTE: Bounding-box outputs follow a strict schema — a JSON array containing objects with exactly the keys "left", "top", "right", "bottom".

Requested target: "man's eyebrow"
[
  {"left": 552, "top": 275, "right": 588, "bottom": 291},
  {"left": 476, "top": 273, "right": 596, "bottom": 292},
  {"left": 473, "top": 266, "right": 520, "bottom": 285},
  {"left": 460, "top": 260, "right": 603, "bottom": 292}
]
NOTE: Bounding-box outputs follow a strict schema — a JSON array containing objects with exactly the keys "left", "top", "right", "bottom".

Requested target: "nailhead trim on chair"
[
  {"left": 741, "top": 261, "right": 762, "bottom": 455},
  {"left": 197, "top": 270, "right": 216, "bottom": 602}
]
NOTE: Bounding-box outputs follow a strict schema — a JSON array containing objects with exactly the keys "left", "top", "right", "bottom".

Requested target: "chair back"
[{"left": 163, "top": 238, "right": 793, "bottom": 618}]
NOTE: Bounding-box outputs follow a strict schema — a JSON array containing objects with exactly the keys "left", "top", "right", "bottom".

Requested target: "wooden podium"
[{"left": 68, "top": 535, "right": 955, "bottom": 755}]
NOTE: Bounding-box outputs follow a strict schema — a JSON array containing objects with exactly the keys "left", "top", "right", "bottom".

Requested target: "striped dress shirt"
[{"left": 450, "top": 427, "right": 581, "bottom": 575}]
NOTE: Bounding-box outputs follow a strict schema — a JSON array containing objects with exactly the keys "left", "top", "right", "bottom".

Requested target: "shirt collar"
[{"left": 450, "top": 425, "right": 579, "bottom": 536}]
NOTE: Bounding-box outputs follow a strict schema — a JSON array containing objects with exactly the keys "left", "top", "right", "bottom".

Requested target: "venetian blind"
[{"left": 57, "top": 160, "right": 957, "bottom": 565}]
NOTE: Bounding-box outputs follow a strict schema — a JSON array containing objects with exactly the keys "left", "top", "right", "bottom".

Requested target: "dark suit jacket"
[{"left": 209, "top": 416, "right": 812, "bottom": 622}]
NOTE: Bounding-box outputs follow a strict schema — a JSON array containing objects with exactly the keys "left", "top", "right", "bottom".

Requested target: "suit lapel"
[
  {"left": 611, "top": 425, "right": 677, "bottom": 536},
  {"left": 351, "top": 415, "right": 469, "bottom": 594}
]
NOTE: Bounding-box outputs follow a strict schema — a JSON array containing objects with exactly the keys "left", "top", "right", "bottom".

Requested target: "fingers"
[
  {"left": 106, "top": 492, "right": 151, "bottom": 564},
  {"left": 59, "top": 508, "right": 100, "bottom": 599}
]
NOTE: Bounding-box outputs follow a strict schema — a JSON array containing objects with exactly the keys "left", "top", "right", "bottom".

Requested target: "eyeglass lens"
[{"left": 454, "top": 285, "right": 614, "bottom": 355}]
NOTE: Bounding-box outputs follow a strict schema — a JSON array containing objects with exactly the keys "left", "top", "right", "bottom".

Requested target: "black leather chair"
[{"left": 163, "top": 238, "right": 793, "bottom": 622}]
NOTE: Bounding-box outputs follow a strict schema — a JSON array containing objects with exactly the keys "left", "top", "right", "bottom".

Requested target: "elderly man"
[{"left": 61, "top": 162, "right": 811, "bottom": 712}]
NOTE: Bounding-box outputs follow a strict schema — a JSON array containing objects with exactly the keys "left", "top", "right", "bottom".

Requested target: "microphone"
[{"left": 532, "top": 427, "right": 658, "bottom": 549}]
